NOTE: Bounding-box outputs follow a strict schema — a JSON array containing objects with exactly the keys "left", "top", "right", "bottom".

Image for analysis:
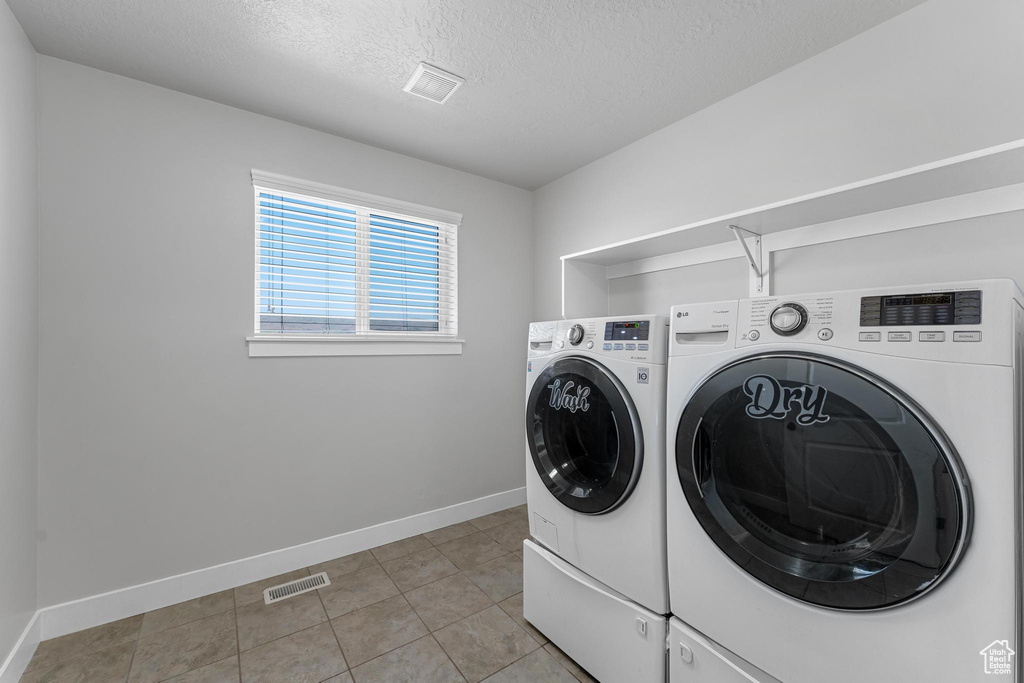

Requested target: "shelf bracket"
[{"left": 729, "top": 225, "right": 765, "bottom": 295}]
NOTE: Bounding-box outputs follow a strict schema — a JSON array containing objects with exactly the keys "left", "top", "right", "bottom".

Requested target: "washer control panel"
[
  {"left": 528, "top": 316, "right": 667, "bottom": 362},
  {"left": 600, "top": 319, "right": 655, "bottom": 356}
]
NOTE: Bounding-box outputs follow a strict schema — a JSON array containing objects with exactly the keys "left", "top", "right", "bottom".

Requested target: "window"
[{"left": 248, "top": 171, "right": 462, "bottom": 357}]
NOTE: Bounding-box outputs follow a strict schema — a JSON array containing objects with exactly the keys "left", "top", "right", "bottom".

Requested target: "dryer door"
[
  {"left": 528, "top": 357, "right": 642, "bottom": 515},
  {"left": 674, "top": 353, "right": 970, "bottom": 610}
]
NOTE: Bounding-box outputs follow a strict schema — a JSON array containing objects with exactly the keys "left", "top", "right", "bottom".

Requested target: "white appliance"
[
  {"left": 666, "top": 280, "right": 1023, "bottom": 682},
  {"left": 523, "top": 315, "right": 669, "bottom": 682}
]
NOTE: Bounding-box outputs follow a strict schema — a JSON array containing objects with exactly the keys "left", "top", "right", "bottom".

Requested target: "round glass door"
[
  {"left": 528, "top": 357, "right": 642, "bottom": 514},
  {"left": 675, "top": 353, "right": 970, "bottom": 610}
]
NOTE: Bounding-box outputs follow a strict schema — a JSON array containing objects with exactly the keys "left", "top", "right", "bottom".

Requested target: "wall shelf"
[{"left": 561, "top": 139, "right": 1024, "bottom": 318}]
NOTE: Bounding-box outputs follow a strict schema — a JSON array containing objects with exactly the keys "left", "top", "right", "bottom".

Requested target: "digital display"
[
  {"left": 882, "top": 295, "right": 953, "bottom": 307},
  {"left": 860, "top": 290, "right": 980, "bottom": 327},
  {"left": 604, "top": 320, "right": 650, "bottom": 341}
]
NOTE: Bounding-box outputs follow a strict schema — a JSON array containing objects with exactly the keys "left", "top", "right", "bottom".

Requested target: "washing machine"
[
  {"left": 523, "top": 315, "right": 669, "bottom": 683},
  {"left": 666, "top": 280, "right": 1023, "bottom": 683}
]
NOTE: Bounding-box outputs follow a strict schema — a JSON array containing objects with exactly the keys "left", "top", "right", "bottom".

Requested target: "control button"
[
  {"left": 769, "top": 303, "right": 808, "bottom": 336},
  {"left": 817, "top": 328, "right": 834, "bottom": 341},
  {"left": 557, "top": 340, "right": 564, "bottom": 348},
  {"left": 637, "top": 344, "right": 649, "bottom": 351},
  {"left": 602, "top": 343, "right": 612, "bottom": 351},
  {"left": 859, "top": 332, "right": 881, "bottom": 342},
  {"left": 748, "top": 330, "right": 760, "bottom": 341},
  {"left": 567, "top": 323, "right": 585, "bottom": 346},
  {"left": 953, "top": 331, "right": 982, "bottom": 342},
  {"left": 625, "top": 343, "right": 636, "bottom": 350},
  {"left": 586, "top": 341, "right": 594, "bottom": 349},
  {"left": 919, "top": 332, "right": 945, "bottom": 342},
  {"left": 888, "top": 331, "right": 912, "bottom": 342},
  {"left": 613, "top": 343, "right": 624, "bottom": 350}
]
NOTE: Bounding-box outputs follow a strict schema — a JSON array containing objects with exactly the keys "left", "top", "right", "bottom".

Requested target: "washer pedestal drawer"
[{"left": 523, "top": 539, "right": 667, "bottom": 683}]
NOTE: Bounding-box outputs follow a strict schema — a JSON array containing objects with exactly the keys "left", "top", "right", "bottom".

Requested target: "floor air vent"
[{"left": 264, "top": 572, "right": 330, "bottom": 604}]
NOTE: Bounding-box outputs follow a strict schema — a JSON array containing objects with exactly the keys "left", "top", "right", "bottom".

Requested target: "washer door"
[
  {"left": 675, "top": 353, "right": 970, "bottom": 610},
  {"left": 528, "top": 357, "right": 643, "bottom": 515}
]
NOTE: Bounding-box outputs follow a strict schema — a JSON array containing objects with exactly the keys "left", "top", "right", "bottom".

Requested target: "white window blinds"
[{"left": 253, "top": 172, "right": 459, "bottom": 338}]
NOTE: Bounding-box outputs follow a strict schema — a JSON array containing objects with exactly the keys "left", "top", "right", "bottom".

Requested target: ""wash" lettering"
[{"left": 547, "top": 379, "right": 592, "bottom": 413}]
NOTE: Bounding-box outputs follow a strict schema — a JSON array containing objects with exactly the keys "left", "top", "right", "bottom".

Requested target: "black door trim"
[
  {"left": 528, "top": 356, "right": 643, "bottom": 515},
  {"left": 675, "top": 351, "right": 972, "bottom": 611}
]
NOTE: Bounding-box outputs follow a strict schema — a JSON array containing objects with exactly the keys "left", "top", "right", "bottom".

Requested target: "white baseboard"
[
  {"left": 0, "top": 486, "right": 525, "bottom": 680},
  {"left": 0, "top": 612, "right": 39, "bottom": 683}
]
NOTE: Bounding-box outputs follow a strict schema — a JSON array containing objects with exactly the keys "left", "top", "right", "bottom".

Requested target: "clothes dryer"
[{"left": 666, "top": 281, "right": 1021, "bottom": 682}]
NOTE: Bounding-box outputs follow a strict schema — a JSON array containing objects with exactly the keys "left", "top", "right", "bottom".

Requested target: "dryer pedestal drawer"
[
  {"left": 523, "top": 540, "right": 667, "bottom": 683},
  {"left": 669, "top": 618, "right": 780, "bottom": 683}
]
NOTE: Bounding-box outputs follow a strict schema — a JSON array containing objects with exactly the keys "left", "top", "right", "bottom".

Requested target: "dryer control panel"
[{"left": 731, "top": 280, "right": 1017, "bottom": 366}]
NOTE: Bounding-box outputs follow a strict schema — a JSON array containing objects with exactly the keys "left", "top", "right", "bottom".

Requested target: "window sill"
[{"left": 247, "top": 335, "right": 464, "bottom": 358}]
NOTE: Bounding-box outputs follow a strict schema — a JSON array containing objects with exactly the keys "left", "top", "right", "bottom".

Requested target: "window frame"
[{"left": 246, "top": 170, "right": 463, "bottom": 357}]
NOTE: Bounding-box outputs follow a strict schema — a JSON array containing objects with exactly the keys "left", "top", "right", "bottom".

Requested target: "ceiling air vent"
[{"left": 403, "top": 63, "right": 464, "bottom": 104}]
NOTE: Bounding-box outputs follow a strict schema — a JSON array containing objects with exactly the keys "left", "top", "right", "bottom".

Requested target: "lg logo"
[{"left": 676, "top": 311, "right": 689, "bottom": 317}]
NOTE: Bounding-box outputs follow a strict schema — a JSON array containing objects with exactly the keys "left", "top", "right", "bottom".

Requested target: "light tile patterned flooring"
[{"left": 21, "top": 504, "right": 598, "bottom": 683}]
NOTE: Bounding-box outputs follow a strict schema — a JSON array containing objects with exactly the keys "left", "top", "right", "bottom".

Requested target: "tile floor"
[{"left": 21, "top": 504, "right": 597, "bottom": 683}]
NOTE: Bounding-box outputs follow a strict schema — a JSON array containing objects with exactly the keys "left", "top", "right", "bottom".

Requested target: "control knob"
[
  {"left": 567, "top": 324, "right": 586, "bottom": 346},
  {"left": 770, "top": 303, "right": 808, "bottom": 336}
]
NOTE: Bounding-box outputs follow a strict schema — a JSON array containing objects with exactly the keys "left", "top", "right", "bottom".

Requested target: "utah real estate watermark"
[{"left": 980, "top": 640, "right": 1015, "bottom": 675}]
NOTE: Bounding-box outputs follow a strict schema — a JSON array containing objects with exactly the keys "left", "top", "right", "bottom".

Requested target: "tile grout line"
[
  {"left": 33, "top": 591, "right": 241, "bottom": 679},
  {"left": 20, "top": 635, "right": 134, "bottom": 678},
  {"left": 315, "top": 579, "right": 351, "bottom": 680},
  {"left": 136, "top": 604, "right": 237, "bottom": 644},
  {"left": 545, "top": 642, "right": 594, "bottom": 683},
  {"left": 128, "top": 607, "right": 240, "bottom": 683},
  {"left": 233, "top": 590, "right": 241, "bottom": 683},
  {"left": 430, "top": 631, "right": 472, "bottom": 683},
  {"left": 125, "top": 622, "right": 143, "bottom": 683},
  {"left": 123, "top": 641, "right": 138, "bottom": 683},
  {"left": 147, "top": 615, "right": 239, "bottom": 683},
  {"left": 430, "top": 632, "right": 469, "bottom": 683},
  {"left": 232, "top": 621, "right": 341, "bottom": 659},
  {"left": 399, "top": 570, "right": 495, "bottom": 634},
  {"left": 396, "top": 553, "right": 510, "bottom": 596},
  {"left": 153, "top": 656, "right": 238, "bottom": 683}
]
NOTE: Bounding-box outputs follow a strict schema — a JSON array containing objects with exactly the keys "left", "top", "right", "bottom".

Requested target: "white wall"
[
  {"left": 36, "top": 57, "right": 533, "bottom": 606},
  {"left": 534, "top": 0, "right": 1024, "bottom": 319},
  {"left": 0, "top": 0, "right": 38, "bottom": 660}
]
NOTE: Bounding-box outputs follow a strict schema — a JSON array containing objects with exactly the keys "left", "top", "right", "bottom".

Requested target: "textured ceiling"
[{"left": 9, "top": 0, "right": 925, "bottom": 189}]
